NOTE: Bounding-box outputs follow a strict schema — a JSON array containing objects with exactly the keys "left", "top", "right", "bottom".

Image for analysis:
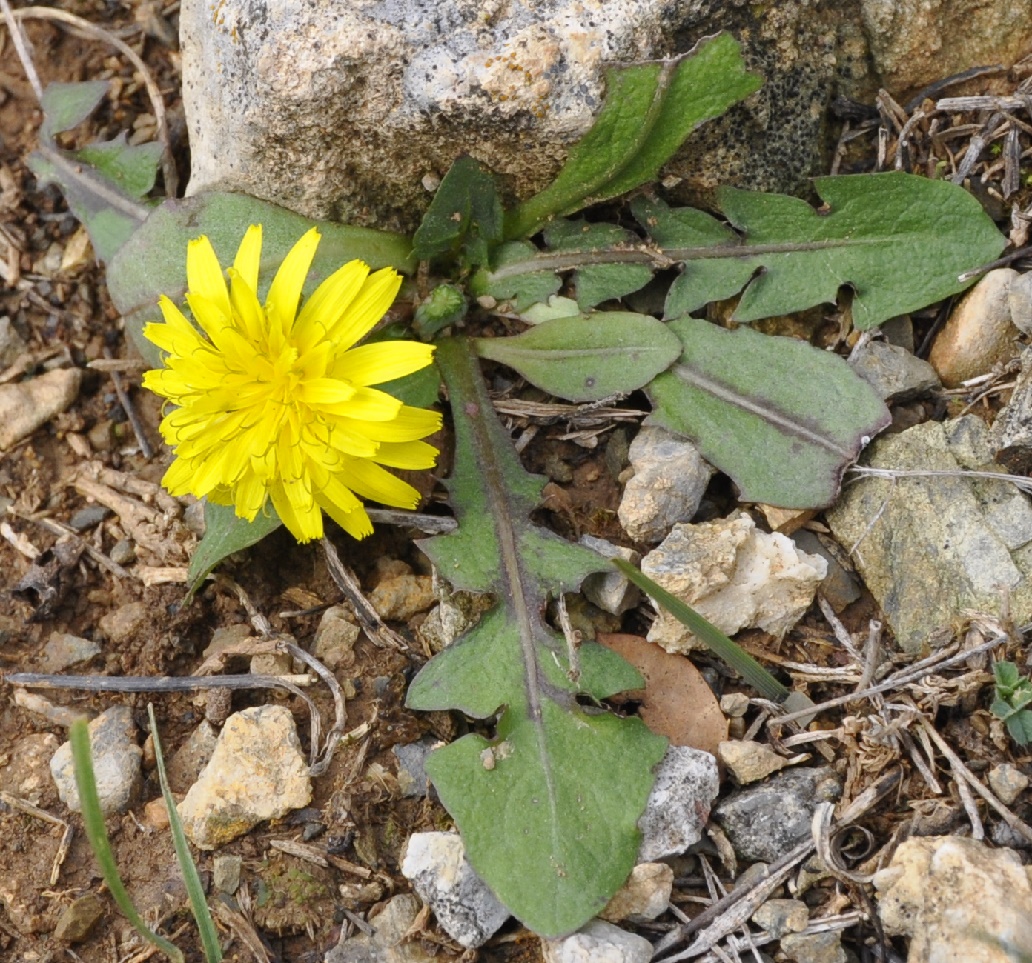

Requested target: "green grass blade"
[
  {"left": 70, "top": 720, "right": 185, "bottom": 963},
  {"left": 148, "top": 704, "right": 223, "bottom": 963},
  {"left": 612, "top": 558, "right": 790, "bottom": 702}
]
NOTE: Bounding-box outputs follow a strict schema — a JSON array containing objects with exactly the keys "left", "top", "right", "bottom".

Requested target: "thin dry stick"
[
  {"left": 10, "top": 5, "right": 178, "bottom": 196},
  {"left": 103, "top": 347, "right": 153, "bottom": 459},
  {"left": 772, "top": 633, "right": 1006, "bottom": 726},
  {"left": 0, "top": 0, "right": 42, "bottom": 99},
  {"left": 918, "top": 716, "right": 1032, "bottom": 845},
  {"left": 320, "top": 536, "right": 408, "bottom": 651},
  {"left": 953, "top": 770, "right": 985, "bottom": 840}
]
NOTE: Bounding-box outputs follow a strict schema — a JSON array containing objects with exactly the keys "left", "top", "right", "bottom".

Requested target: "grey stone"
[
  {"left": 874, "top": 836, "right": 1032, "bottom": 963},
  {"left": 578, "top": 535, "right": 640, "bottom": 616},
  {"left": 849, "top": 340, "right": 940, "bottom": 404},
  {"left": 1009, "top": 271, "right": 1032, "bottom": 335},
  {"left": 392, "top": 738, "right": 437, "bottom": 799},
  {"left": 987, "top": 763, "right": 1028, "bottom": 807},
  {"left": 601, "top": 862, "right": 673, "bottom": 922},
  {"left": 50, "top": 706, "right": 142, "bottom": 815},
  {"left": 313, "top": 606, "right": 361, "bottom": 669},
  {"left": 929, "top": 269, "right": 1021, "bottom": 388},
  {"left": 713, "top": 767, "right": 840, "bottom": 863},
  {"left": 41, "top": 631, "right": 101, "bottom": 672},
  {"left": 542, "top": 918, "right": 654, "bottom": 963},
  {"left": 618, "top": 427, "right": 713, "bottom": 544},
  {"left": 177, "top": 706, "right": 312, "bottom": 849},
  {"left": 641, "top": 513, "right": 826, "bottom": 655},
  {"left": 54, "top": 893, "right": 105, "bottom": 943},
  {"left": 0, "top": 368, "right": 81, "bottom": 451},
  {"left": 990, "top": 346, "right": 1032, "bottom": 475},
  {"left": 109, "top": 539, "right": 135, "bottom": 566},
  {"left": 638, "top": 745, "right": 720, "bottom": 862},
  {"left": 751, "top": 898, "right": 808, "bottom": 939},
  {"left": 826, "top": 417, "right": 1032, "bottom": 653},
  {"left": 326, "top": 893, "right": 435, "bottom": 963},
  {"left": 400, "top": 832, "right": 510, "bottom": 948},
  {"left": 791, "top": 530, "right": 861, "bottom": 613},
  {"left": 780, "top": 931, "right": 846, "bottom": 963},
  {"left": 68, "top": 504, "right": 111, "bottom": 532},
  {"left": 213, "top": 854, "right": 242, "bottom": 895},
  {"left": 166, "top": 720, "right": 219, "bottom": 794}
]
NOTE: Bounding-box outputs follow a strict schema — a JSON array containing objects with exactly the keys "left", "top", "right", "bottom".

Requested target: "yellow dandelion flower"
[{"left": 142, "top": 225, "right": 442, "bottom": 543}]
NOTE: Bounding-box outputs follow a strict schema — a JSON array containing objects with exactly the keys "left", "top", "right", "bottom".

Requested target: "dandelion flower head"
[{"left": 143, "top": 225, "right": 441, "bottom": 542}]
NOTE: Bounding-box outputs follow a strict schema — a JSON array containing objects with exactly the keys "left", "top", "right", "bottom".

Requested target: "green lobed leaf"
[
  {"left": 631, "top": 196, "right": 754, "bottom": 317},
  {"left": 74, "top": 135, "right": 162, "bottom": 199},
  {"left": 106, "top": 192, "right": 415, "bottom": 366},
  {"left": 187, "top": 500, "right": 282, "bottom": 595},
  {"left": 506, "top": 34, "right": 760, "bottom": 239},
  {"left": 412, "top": 156, "right": 503, "bottom": 267},
  {"left": 544, "top": 221, "right": 654, "bottom": 309},
  {"left": 28, "top": 149, "right": 152, "bottom": 263},
  {"left": 470, "top": 240, "right": 562, "bottom": 311},
  {"left": 40, "top": 80, "right": 110, "bottom": 138},
  {"left": 474, "top": 311, "right": 682, "bottom": 402},
  {"left": 717, "top": 173, "right": 1007, "bottom": 329},
  {"left": 407, "top": 338, "right": 666, "bottom": 937},
  {"left": 648, "top": 318, "right": 891, "bottom": 508},
  {"left": 1006, "top": 711, "right": 1032, "bottom": 746}
]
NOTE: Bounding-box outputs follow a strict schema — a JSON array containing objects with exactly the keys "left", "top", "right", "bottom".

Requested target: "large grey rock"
[
  {"left": 619, "top": 427, "right": 713, "bottom": 544},
  {"left": 873, "top": 836, "right": 1032, "bottom": 963},
  {"left": 826, "top": 416, "right": 1032, "bottom": 654},
  {"left": 712, "top": 767, "right": 840, "bottom": 863},
  {"left": 641, "top": 513, "right": 826, "bottom": 655},
  {"left": 50, "top": 706, "right": 142, "bottom": 815},
  {"left": 638, "top": 745, "right": 720, "bottom": 862},
  {"left": 180, "top": 1, "right": 852, "bottom": 232},
  {"left": 860, "top": 0, "right": 1032, "bottom": 96},
  {"left": 177, "top": 705, "right": 312, "bottom": 849},
  {"left": 400, "top": 832, "right": 509, "bottom": 948}
]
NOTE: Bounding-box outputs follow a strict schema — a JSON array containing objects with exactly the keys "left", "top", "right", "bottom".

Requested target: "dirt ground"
[{"left": 1, "top": 3, "right": 1031, "bottom": 963}]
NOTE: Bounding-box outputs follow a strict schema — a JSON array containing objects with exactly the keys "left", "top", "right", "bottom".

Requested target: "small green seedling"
[
  {"left": 990, "top": 661, "right": 1032, "bottom": 747},
  {"left": 71, "top": 709, "right": 222, "bottom": 963}
]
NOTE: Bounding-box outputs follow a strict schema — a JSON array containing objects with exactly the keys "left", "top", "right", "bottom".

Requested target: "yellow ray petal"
[
  {"left": 232, "top": 224, "right": 263, "bottom": 292},
  {"left": 333, "top": 405, "right": 443, "bottom": 442},
  {"left": 293, "top": 260, "right": 370, "bottom": 353},
  {"left": 339, "top": 457, "right": 421, "bottom": 509},
  {"left": 228, "top": 267, "right": 266, "bottom": 345},
  {"left": 310, "top": 386, "right": 402, "bottom": 421},
  {"left": 267, "top": 228, "right": 320, "bottom": 329},
  {"left": 329, "top": 342, "right": 435, "bottom": 386},
  {"left": 322, "top": 267, "right": 402, "bottom": 350},
  {"left": 295, "top": 378, "right": 357, "bottom": 407},
  {"left": 372, "top": 440, "right": 440, "bottom": 470},
  {"left": 186, "top": 236, "right": 231, "bottom": 319}
]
